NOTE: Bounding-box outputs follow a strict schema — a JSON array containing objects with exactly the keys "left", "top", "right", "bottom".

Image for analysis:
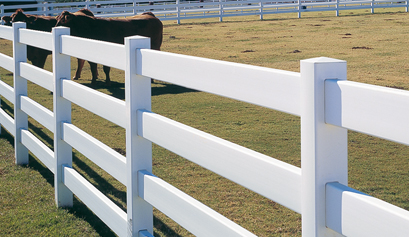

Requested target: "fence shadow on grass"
[
  {"left": 152, "top": 81, "right": 198, "bottom": 96},
  {"left": 72, "top": 153, "right": 127, "bottom": 210},
  {"left": 1, "top": 99, "right": 13, "bottom": 116},
  {"left": 1, "top": 84, "right": 189, "bottom": 236},
  {"left": 82, "top": 80, "right": 197, "bottom": 101},
  {"left": 154, "top": 215, "right": 185, "bottom": 237}
]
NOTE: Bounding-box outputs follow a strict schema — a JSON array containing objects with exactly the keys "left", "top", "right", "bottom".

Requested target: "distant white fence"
[
  {"left": 1, "top": 22, "right": 409, "bottom": 236},
  {"left": 1, "top": 0, "right": 409, "bottom": 24}
]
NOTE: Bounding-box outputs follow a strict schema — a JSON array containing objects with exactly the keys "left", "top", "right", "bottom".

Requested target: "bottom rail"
[
  {"left": 138, "top": 170, "right": 256, "bottom": 237},
  {"left": 63, "top": 166, "right": 127, "bottom": 237}
]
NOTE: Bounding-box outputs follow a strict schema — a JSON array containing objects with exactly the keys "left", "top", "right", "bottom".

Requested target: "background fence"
[
  {"left": 1, "top": 20, "right": 409, "bottom": 236},
  {"left": 1, "top": 0, "right": 409, "bottom": 24}
]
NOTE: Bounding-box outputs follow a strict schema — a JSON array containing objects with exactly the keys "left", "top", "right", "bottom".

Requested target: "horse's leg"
[
  {"left": 73, "top": 58, "right": 85, "bottom": 80},
  {"left": 103, "top": 65, "right": 111, "bottom": 86},
  {"left": 34, "top": 53, "right": 48, "bottom": 69},
  {"left": 89, "top": 61, "right": 98, "bottom": 84}
]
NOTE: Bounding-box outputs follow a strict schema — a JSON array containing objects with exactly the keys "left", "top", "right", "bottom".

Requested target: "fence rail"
[
  {"left": 1, "top": 0, "right": 409, "bottom": 24},
  {"left": 1, "top": 21, "right": 409, "bottom": 236}
]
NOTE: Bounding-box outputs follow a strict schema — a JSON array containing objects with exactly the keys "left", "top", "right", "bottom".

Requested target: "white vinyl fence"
[
  {"left": 1, "top": 0, "right": 409, "bottom": 24},
  {"left": 1, "top": 23, "right": 409, "bottom": 236}
]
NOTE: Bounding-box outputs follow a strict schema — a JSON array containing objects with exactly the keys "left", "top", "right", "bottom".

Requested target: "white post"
[
  {"left": 13, "top": 22, "right": 29, "bottom": 165},
  {"left": 1, "top": 5, "right": 4, "bottom": 21},
  {"left": 52, "top": 26, "right": 73, "bottom": 207},
  {"left": 259, "top": 0, "right": 264, "bottom": 20},
  {"left": 300, "top": 57, "right": 348, "bottom": 236},
  {"left": 298, "top": 0, "right": 301, "bottom": 18},
  {"left": 125, "top": 36, "right": 153, "bottom": 236},
  {"left": 85, "top": 0, "right": 90, "bottom": 10},
  {"left": 177, "top": 0, "right": 181, "bottom": 25},
  {"left": 335, "top": 0, "right": 339, "bottom": 17},
  {"left": 219, "top": 0, "right": 223, "bottom": 22}
]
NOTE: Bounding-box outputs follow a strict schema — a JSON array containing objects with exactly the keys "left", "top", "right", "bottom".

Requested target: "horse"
[
  {"left": 2, "top": 9, "right": 100, "bottom": 81},
  {"left": 55, "top": 11, "right": 163, "bottom": 85}
]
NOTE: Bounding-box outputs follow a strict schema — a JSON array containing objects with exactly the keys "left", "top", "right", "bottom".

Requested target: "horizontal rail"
[
  {"left": 138, "top": 50, "right": 301, "bottom": 116},
  {"left": 20, "top": 129, "right": 54, "bottom": 173},
  {"left": 20, "top": 62, "right": 53, "bottom": 91},
  {"left": 0, "top": 108, "right": 15, "bottom": 136},
  {"left": 20, "top": 95, "right": 54, "bottom": 133},
  {"left": 137, "top": 110, "right": 302, "bottom": 213},
  {"left": 326, "top": 182, "right": 409, "bottom": 236},
  {"left": 0, "top": 25, "right": 13, "bottom": 41},
  {"left": 60, "top": 35, "right": 126, "bottom": 71},
  {"left": 62, "top": 123, "right": 127, "bottom": 185},
  {"left": 0, "top": 53, "right": 14, "bottom": 73},
  {"left": 325, "top": 80, "right": 409, "bottom": 146},
  {"left": 0, "top": 80, "right": 15, "bottom": 104},
  {"left": 61, "top": 80, "right": 126, "bottom": 128},
  {"left": 138, "top": 170, "right": 257, "bottom": 236},
  {"left": 19, "top": 29, "right": 52, "bottom": 51},
  {"left": 63, "top": 166, "right": 127, "bottom": 237}
]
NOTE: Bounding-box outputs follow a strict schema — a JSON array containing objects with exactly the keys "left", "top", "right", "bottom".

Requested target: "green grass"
[{"left": 2, "top": 8, "right": 409, "bottom": 236}]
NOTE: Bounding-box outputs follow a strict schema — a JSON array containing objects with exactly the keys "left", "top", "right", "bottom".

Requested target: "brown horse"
[
  {"left": 2, "top": 9, "right": 100, "bottom": 81},
  {"left": 56, "top": 11, "right": 163, "bottom": 85}
]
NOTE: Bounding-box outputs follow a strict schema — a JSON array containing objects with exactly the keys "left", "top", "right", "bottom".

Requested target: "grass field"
[{"left": 1, "top": 8, "right": 409, "bottom": 236}]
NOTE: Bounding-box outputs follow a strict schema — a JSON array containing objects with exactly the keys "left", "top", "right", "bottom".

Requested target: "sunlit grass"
[{"left": 1, "top": 8, "right": 409, "bottom": 236}]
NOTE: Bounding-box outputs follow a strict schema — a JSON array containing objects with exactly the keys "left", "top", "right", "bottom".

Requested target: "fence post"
[
  {"left": 12, "top": 22, "right": 29, "bottom": 165},
  {"left": 125, "top": 36, "right": 153, "bottom": 236},
  {"left": 335, "top": 0, "right": 339, "bottom": 16},
  {"left": 259, "top": 0, "right": 264, "bottom": 20},
  {"left": 406, "top": 0, "right": 409, "bottom": 13},
  {"left": 52, "top": 26, "right": 73, "bottom": 207},
  {"left": 177, "top": 0, "right": 181, "bottom": 24},
  {"left": 298, "top": 0, "right": 301, "bottom": 18},
  {"left": 1, "top": 5, "right": 4, "bottom": 21},
  {"left": 219, "top": 0, "right": 223, "bottom": 22},
  {"left": 300, "top": 57, "right": 348, "bottom": 236}
]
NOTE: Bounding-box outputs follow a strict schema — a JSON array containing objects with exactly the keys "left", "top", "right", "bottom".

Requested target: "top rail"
[
  {"left": 325, "top": 80, "right": 409, "bottom": 146},
  {"left": 0, "top": 25, "right": 13, "bottom": 40},
  {"left": 19, "top": 28, "right": 52, "bottom": 51},
  {"left": 138, "top": 49, "right": 301, "bottom": 116},
  {"left": 61, "top": 35, "right": 126, "bottom": 71}
]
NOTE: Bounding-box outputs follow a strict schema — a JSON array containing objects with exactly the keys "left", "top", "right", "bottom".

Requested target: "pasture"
[{"left": 1, "top": 8, "right": 409, "bottom": 236}]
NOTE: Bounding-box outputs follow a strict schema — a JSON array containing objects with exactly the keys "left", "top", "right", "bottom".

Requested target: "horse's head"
[
  {"left": 56, "top": 11, "right": 76, "bottom": 26},
  {"left": 11, "top": 9, "right": 28, "bottom": 22},
  {"left": 1, "top": 16, "right": 12, "bottom": 26},
  {"left": 8, "top": 9, "right": 37, "bottom": 25}
]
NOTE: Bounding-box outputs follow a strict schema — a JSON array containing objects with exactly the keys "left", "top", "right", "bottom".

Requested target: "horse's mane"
[
  {"left": 77, "top": 8, "right": 94, "bottom": 17},
  {"left": 141, "top": 12, "right": 155, "bottom": 17}
]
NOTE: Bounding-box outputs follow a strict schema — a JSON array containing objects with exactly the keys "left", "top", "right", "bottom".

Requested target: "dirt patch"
[
  {"left": 352, "top": 46, "right": 373, "bottom": 50},
  {"left": 241, "top": 50, "right": 255, "bottom": 53},
  {"left": 289, "top": 50, "right": 301, "bottom": 53}
]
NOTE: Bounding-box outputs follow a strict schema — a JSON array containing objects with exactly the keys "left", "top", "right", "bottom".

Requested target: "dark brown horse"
[
  {"left": 56, "top": 11, "right": 163, "bottom": 85},
  {"left": 2, "top": 9, "right": 100, "bottom": 81}
]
